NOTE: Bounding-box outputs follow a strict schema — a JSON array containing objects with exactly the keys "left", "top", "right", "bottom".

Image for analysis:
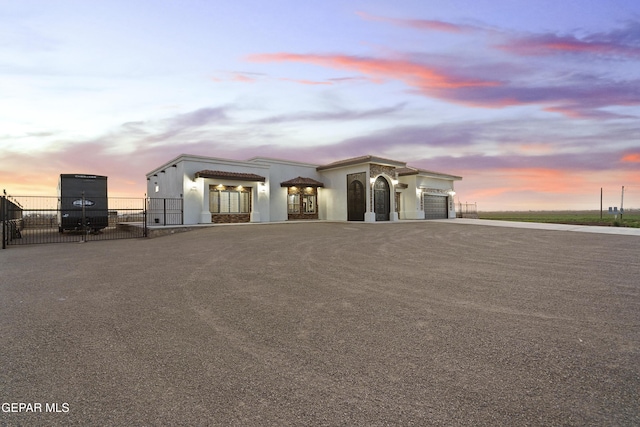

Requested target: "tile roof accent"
[
  {"left": 317, "top": 155, "right": 407, "bottom": 171},
  {"left": 280, "top": 176, "right": 325, "bottom": 187},
  {"left": 195, "top": 170, "right": 266, "bottom": 182}
]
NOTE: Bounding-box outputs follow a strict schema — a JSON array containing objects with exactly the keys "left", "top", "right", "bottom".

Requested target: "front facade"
[{"left": 146, "top": 154, "right": 461, "bottom": 225}]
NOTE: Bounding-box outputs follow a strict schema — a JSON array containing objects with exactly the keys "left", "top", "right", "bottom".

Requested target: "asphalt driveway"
[{"left": 1, "top": 222, "right": 639, "bottom": 426}]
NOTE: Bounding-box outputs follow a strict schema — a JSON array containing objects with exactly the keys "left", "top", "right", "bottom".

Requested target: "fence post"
[
  {"left": 144, "top": 197, "right": 148, "bottom": 237},
  {"left": 1, "top": 193, "right": 6, "bottom": 249}
]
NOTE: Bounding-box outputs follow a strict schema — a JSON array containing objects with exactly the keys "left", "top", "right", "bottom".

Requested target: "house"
[{"left": 146, "top": 154, "right": 461, "bottom": 224}]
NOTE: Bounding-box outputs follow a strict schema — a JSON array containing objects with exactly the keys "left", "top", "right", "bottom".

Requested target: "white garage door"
[{"left": 424, "top": 195, "right": 448, "bottom": 219}]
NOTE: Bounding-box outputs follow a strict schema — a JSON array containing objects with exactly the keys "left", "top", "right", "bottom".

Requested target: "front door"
[
  {"left": 374, "top": 177, "right": 390, "bottom": 221},
  {"left": 347, "top": 179, "right": 366, "bottom": 221}
]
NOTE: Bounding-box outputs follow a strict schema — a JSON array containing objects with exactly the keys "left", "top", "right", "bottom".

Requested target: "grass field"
[{"left": 478, "top": 210, "right": 640, "bottom": 228}]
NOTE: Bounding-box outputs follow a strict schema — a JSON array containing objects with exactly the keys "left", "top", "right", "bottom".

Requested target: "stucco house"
[{"left": 146, "top": 154, "right": 461, "bottom": 224}]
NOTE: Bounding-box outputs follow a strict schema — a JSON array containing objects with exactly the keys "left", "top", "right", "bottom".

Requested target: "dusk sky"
[{"left": 2, "top": 0, "right": 639, "bottom": 210}]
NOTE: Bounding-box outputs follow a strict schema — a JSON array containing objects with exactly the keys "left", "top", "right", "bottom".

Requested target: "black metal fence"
[
  {"left": 147, "top": 198, "right": 183, "bottom": 226},
  {"left": 1, "top": 194, "right": 149, "bottom": 248},
  {"left": 456, "top": 202, "right": 478, "bottom": 218},
  {"left": 2, "top": 195, "right": 185, "bottom": 248}
]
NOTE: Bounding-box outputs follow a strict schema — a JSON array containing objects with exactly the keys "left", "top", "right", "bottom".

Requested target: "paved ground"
[
  {"left": 436, "top": 218, "right": 640, "bottom": 236},
  {"left": 1, "top": 221, "right": 639, "bottom": 426}
]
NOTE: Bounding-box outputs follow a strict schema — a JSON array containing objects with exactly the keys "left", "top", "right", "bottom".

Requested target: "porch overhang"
[{"left": 280, "top": 176, "right": 325, "bottom": 187}]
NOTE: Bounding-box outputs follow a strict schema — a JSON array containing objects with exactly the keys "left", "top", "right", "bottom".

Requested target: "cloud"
[
  {"left": 232, "top": 73, "right": 257, "bottom": 82},
  {"left": 496, "top": 21, "right": 640, "bottom": 58},
  {"left": 279, "top": 77, "right": 333, "bottom": 85},
  {"left": 356, "top": 11, "right": 477, "bottom": 34},
  {"left": 169, "top": 107, "right": 229, "bottom": 128},
  {"left": 252, "top": 103, "right": 406, "bottom": 124},
  {"left": 248, "top": 53, "right": 499, "bottom": 90},
  {"left": 359, "top": 11, "right": 640, "bottom": 60},
  {"left": 622, "top": 153, "right": 640, "bottom": 163},
  {"left": 249, "top": 51, "right": 640, "bottom": 118}
]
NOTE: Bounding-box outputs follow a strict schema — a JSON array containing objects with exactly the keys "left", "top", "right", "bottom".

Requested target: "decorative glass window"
[
  {"left": 288, "top": 194, "right": 300, "bottom": 213},
  {"left": 210, "top": 187, "right": 251, "bottom": 213},
  {"left": 303, "top": 195, "right": 315, "bottom": 213}
]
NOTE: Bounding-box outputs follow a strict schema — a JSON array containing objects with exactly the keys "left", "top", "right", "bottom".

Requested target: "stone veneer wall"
[
  {"left": 211, "top": 214, "right": 251, "bottom": 224},
  {"left": 369, "top": 164, "right": 397, "bottom": 210},
  {"left": 286, "top": 186, "right": 319, "bottom": 220},
  {"left": 288, "top": 212, "right": 319, "bottom": 220}
]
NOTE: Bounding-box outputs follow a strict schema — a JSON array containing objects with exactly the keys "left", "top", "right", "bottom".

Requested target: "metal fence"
[
  {"left": 147, "top": 198, "right": 183, "bottom": 226},
  {"left": 1, "top": 195, "right": 185, "bottom": 248},
  {"left": 1, "top": 195, "right": 147, "bottom": 248},
  {"left": 456, "top": 202, "right": 478, "bottom": 218}
]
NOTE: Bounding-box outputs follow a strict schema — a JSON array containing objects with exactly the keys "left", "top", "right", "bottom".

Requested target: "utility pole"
[
  {"left": 600, "top": 188, "right": 603, "bottom": 219},
  {"left": 620, "top": 186, "right": 625, "bottom": 220}
]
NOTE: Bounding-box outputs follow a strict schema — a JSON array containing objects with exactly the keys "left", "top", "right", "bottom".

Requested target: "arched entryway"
[{"left": 374, "top": 176, "right": 390, "bottom": 221}]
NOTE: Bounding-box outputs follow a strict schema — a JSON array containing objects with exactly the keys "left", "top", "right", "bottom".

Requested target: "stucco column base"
[
  {"left": 390, "top": 212, "right": 399, "bottom": 221},
  {"left": 250, "top": 212, "right": 261, "bottom": 222},
  {"left": 364, "top": 212, "right": 376, "bottom": 223},
  {"left": 200, "top": 212, "right": 212, "bottom": 223}
]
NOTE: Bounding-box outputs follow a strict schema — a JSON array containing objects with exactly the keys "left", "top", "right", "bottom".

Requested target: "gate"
[
  {"left": 2, "top": 194, "right": 147, "bottom": 248},
  {"left": 147, "top": 198, "right": 183, "bottom": 226}
]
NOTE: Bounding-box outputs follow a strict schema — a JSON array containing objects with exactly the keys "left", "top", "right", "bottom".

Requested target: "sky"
[{"left": 1, "top": 0, "right": 639, "bottom": 211}]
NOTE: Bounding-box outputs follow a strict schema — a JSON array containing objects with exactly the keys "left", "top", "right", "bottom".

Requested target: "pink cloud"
[
  {"left": 495, "top": 21, "right": 640, "bottom": 58},
  {"left": 232, "top": 73, "right": 257, "bottom": 83},
  {"left": 497, "top": 35, "right": 640, "bottom": 57},
  {"left": 248, "top": 52, "right": 640, "bottom": 117},
  {"left": 356, "top": 11, "right": 474, "bottom": 34},
  {"left": 622, "top": 153, "right": 640, "bottom": 163},
  {"left": 248, "top": 53, "right": 499, "bottom": 90},
  {"left": 279, "top": 78, "right": 333, "bottom": 85}
]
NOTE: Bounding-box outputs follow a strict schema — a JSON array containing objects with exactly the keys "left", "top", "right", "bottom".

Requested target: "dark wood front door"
[
  {"left": 347, "top": 179, "right": 366, "bottom": 221},
  {"left": 374, "top": 177, "right": 390, "bottom": 221}
]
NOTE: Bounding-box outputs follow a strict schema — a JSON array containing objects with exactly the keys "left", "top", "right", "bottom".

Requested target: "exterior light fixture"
[{"left": 392, "top": 179, "right": 399, "bottom": 186}]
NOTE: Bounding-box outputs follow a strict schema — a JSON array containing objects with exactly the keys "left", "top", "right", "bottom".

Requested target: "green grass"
[{"left": 478, "top": 210, "right": 640, "bottom": 228}]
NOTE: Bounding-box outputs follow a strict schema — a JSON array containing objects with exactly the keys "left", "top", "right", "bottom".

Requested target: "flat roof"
[
  {"left": 195, "top": 170, "right": 266, "bottom": 182},
  {"left": 317, "top": 155, "right": 407, "bottom": 171},
  {"left": 397, "top": 167, "right": 462, "bottom": 181}
]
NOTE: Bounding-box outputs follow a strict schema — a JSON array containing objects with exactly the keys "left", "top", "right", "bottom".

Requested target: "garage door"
[{"left": 424, "top": 195, "right": 448, "bottom": 219}]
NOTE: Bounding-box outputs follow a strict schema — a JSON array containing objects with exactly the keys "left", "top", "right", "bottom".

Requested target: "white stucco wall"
[
  {"left": 318, "top": 165, "right": 370, "bottom": 221},
  {"left": 248, "top": 158, "right": 321, "bottom": 222},
  {"left": 398, "top": 175, "right": 423, "bottom": 220}
]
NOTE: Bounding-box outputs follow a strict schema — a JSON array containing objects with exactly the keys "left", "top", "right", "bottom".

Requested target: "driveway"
[{"left": 1, "top": 222, "right": 639, "bottom": 426}]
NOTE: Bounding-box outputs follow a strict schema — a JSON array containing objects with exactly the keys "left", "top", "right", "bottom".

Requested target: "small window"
[
  {"left": 288, "top": 194, "right": 300, "bottom": 213},
  {"left": 303, "top": 195, "right": 315, "bottom": 213}
]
